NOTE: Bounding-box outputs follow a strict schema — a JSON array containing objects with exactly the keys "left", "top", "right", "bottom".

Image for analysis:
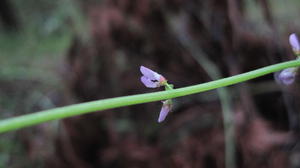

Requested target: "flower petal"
[
  {"left": 158, "top": 105, "right": 170, "bottom": 123},
  {"left": 141, "top": 76, "right": 158, "bottom": 88},
  {"left": 158, "top": 100, "right": 172, "bottom": 123},
  {"left": 289, "top": 33, "right": 300, "bottom": 53},
  {"left": 140, "top": 66, "right": 161, "bottom": 80}
]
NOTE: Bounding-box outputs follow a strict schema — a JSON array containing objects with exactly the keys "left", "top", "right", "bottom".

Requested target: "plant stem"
[{"left": 0, "top": 60, "right": 300, "bottom": 133}]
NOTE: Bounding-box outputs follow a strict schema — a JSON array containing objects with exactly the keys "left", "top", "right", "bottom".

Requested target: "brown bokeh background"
[{"left": 1, "top": 0, "right": 300, "bottom": 167}]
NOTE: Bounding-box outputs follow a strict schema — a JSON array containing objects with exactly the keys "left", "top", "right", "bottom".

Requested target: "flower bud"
[
  {"left": 289, "top": 33, "right": 300, "bottom": 55},
  {"left": 277, "top": 68, "right": 297, "bottom": 85}
]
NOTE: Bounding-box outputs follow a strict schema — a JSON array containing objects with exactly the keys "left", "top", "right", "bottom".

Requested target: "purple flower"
[
  {"left": 158, "top": 100, "right": 172, "bottom": 123},
  {"left": 139, "top": 66, "right": 172, "bottom": 123},
  {"left": 140, "top": 66, "right": 166, "bottom": 88},
  {"left": 277, "top": 68, "right": 297, "bottom": 85},
  {"left": 289, "top": 33, "right": 300, "bottom": 55}
]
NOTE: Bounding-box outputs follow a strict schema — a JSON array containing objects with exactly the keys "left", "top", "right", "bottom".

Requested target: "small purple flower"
[
  {"left": 289, "top": 33, "right": 300, "bottom": 55},
  {"left": 277, "top": 68, "right": 297, "bottom": 85},
  {"left": 158, "top": 100, "right": 172, "bottom": 123},
  {"left": 139, "top": 66, "right": 173, "bottom": 123},
  {"left": 140, "top": 66, "right": 166, "bottom": 88}
]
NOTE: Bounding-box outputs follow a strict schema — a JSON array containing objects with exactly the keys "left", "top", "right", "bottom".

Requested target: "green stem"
[
  {"left": 0, "top": 60, "right": 300, "bottom": 133},
  {"left": 165, "top": 83, "right": 174, "bottom": 91}
]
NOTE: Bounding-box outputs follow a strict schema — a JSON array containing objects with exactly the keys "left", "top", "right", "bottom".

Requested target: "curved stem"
[{"left": 0, "top": 60, "right": 300, "bottom": 133}]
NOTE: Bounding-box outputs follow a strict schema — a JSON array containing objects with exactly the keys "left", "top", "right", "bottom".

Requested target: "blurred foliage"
[
  {"left": 247, "top": 0, "right": 300, "bottom": 34},
  {"left": 0, "top": 0, "right": 87, "bottom": 167}
]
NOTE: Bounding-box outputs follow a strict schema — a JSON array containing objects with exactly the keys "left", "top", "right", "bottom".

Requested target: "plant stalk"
[{"left": 0, "top": 60, "right": 300, "bottom": 133}]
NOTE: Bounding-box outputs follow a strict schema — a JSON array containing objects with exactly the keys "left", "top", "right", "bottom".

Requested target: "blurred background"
[{"left": 1, "top": 0, "right": 300, "bottom": 167}]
